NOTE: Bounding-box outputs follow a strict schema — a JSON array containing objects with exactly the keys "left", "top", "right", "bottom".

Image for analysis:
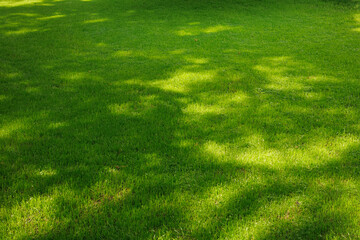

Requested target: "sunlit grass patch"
[
  {"left": 0, "top": 0, "right": 44, "bottom": 7},
  {"left": 152, "top": 70, "right": 216, "bottom": 93},
  {"left": 175, "top": 24, "right": 239, "bottom": 36}
]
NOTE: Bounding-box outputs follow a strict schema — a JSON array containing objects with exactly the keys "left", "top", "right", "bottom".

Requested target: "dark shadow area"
[{"left": 321, "top": 0, "right": 359, "bottom": 7}]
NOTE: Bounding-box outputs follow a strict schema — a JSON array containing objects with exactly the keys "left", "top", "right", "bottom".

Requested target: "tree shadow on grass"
[
  {"left": 1, "top": 0, "right": 360, "bottom": 239},
  {"left": 256, "top": 145, "right": 360, "bottom": 239},
  {"left": 321, "top": 0, "right": 359, "bottom": 7}
]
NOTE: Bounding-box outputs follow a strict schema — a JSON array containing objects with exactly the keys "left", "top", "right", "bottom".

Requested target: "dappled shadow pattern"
[{"left": 1, "top": 0, "right": 360, "bottom": 239}]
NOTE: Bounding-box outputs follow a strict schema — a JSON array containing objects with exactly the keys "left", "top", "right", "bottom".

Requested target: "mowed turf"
[{"left": 1, "top": 0, "right": 360, "bottom": 238}]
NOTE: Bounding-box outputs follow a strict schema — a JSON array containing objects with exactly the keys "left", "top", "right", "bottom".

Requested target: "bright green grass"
[{"left": 1, "top": 0, "right": 360, "bottom": 238}]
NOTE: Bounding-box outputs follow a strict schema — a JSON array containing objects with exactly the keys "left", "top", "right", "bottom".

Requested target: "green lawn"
[{"left": 1, "top": 0, "right": 360, "bottom": 238}]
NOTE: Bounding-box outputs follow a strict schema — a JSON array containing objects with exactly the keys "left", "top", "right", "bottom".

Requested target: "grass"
[{"left": 1, "top": 0, "right": 360, "bottom": 238}]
